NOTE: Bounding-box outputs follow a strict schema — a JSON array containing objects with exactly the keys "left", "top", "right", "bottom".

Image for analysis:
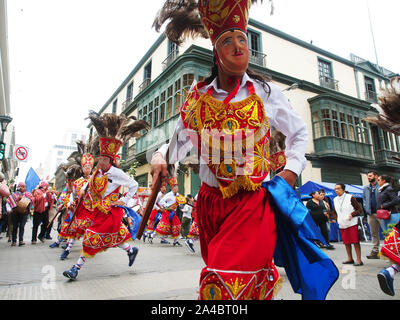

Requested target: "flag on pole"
[{"left": 25, "top": 167, "right": 41, "bottom": 193}]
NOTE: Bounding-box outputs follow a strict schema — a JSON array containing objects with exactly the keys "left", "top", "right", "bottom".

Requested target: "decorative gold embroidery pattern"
[{"left": 181, "top": 86, "right": 271, "bottom": 198}]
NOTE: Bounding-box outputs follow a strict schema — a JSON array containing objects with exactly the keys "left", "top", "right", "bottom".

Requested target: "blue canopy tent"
[
  {"left": 298, "top": 181, "right": 363, "bottom": 201},
  {"left": 298, "top": 181, "right": 369, "bottom": 242}
]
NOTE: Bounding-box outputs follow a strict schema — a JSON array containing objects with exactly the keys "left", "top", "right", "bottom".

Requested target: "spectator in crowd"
[
  {"left": 319, "top": 189, "right": 333, "bottom": 232},
  {"left": 180, "top": 194, "right": 193, "bottom": 239},
  {"left": 44, "top": 188, "right": 58, "bottom": 240},
  {"left": 306, "top": 191, "right": 335, "bottom": 250},
  {"left": 6, "top": 182, "right": 33, "bottom": 246},
  {"left": 377, "top": 174, "right": 400, "bottom": 231},
  {"left": 31, "top": 181, "right": 55, "bottom": 244},
  {"left": 0, "top": 173, "right": 10, "bottom": 239},
  {"left": 333, "top": 183, "right": 363, "bottom": 266},
  {"left": 363, "top": 171, "right": 382, "bottom": 259}
]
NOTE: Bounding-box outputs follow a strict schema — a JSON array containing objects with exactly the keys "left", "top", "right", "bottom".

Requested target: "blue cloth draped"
[
  {"left": 118, "top": 206, "right": 142, "bottom": 240},
  {"left": 263, "top": 176, "right": 339, "bottom": 300}
]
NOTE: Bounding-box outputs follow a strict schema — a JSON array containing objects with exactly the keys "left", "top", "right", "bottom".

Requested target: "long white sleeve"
[
  {"left": 105, "top": 166, "right": 138, "bottom": 205},
  {"left": 264, "top": 82, "right": 308, "bottom": 176}
]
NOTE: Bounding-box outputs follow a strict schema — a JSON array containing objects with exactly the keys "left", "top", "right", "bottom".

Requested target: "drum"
[{"left": 15, "top": 197, "right": 31, "bottom": 214}]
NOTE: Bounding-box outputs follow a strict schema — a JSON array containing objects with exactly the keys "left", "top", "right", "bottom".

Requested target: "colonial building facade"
[{"left": 92, "top": 18, "right": 400, "bottom": 196}]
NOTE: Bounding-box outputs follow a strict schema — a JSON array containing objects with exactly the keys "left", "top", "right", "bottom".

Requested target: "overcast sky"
[{"left": 6, "top": 0, "right": 400, "bottom": 182}]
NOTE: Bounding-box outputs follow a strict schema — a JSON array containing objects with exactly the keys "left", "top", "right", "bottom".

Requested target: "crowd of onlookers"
[
  {"left": 305, "top": 171, "right": 400, "bottom": 296},
  {"left": 0, "top": 174, "right": 58, "bottom": 247}
]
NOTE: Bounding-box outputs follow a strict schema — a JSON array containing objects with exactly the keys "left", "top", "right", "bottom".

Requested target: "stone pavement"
[{"left": 0, "top": 218, "right": 398, "bottom": 300}]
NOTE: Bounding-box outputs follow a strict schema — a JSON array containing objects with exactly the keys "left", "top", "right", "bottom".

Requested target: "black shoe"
[
  {"left": 38, "top": 236, "right": 45, "bottom": 243},
  {"left": 353, "top": 261, "right": 364, "bottom": 266},
  {"left": 45, "top": 235, "right": 52, "bottom": 240},
  {"left": 325, "top": 244, "right": 335, "bottom": 250},
  {"left": 342, "top": 260, "right": 355, "bottom": 264},
  {"left": 367, "top": 253, "right": 379, "bottom": 259},
  {"left": 173, "top": 241, "right": 182, "bottom": 247},
  {"left": 128, "top": 247, "right": 139, "bottom": 267}
]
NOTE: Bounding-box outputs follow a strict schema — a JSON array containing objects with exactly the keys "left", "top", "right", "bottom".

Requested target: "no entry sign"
[{"left": 15, "top": 145, "right": 29, "bottom": 162}]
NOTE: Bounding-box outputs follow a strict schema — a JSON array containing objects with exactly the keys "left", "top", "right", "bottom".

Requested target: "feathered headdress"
[
  {"left": 58, "top": 150, "right": 84, "bottom": 183},
  {"left": 153, "top": 0, "right": 273, "bottom": 45},
  {"left": 364, "top": 77, "right": 400, "bottom": 136},
  {"left": 87, "top": 111, "right": 150, "bottom": 163}
]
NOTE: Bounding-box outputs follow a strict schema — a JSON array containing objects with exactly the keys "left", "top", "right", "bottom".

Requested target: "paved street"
[{"left": 0, "top": 218, "right": 398, "bottom": 301}]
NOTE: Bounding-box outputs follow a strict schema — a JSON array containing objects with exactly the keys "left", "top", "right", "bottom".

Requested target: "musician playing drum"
[{"left": 6, "top": 182, "right": 33, "bottom": 246}]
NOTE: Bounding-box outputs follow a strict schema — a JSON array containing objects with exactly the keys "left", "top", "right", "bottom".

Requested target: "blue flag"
[{"left": 25, "top": 167, "right": 41, "bottom": 193}]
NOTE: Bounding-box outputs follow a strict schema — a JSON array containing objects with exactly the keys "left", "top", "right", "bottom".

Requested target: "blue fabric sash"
[
  {"left": 263, "top": 176, "right": 339, "bottom": 300},
  {"left": 118, "top": 206, "right": 142, "bottom": 240}
]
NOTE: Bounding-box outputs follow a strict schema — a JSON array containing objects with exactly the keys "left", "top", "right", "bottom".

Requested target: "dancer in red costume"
[
  {"left": 144, "top": 184, "right": 166, "bottom": 243},
  {"left": 365, "top": 77, "right": 400, "bottom": 296},
  {"left": 154, "top": 177, "right": 185, "bottom": 246},
  {"left": 63, "top": 112, "right": 149, "bottom": 280},
  {"left": 151, "top": 0, "right": 338, "bottom": 300},
  {"left": 59, "top": 152, "right": 96, "bottom": 260}
]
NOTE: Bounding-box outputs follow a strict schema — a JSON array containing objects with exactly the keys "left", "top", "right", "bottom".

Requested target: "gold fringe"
[
  {"left": 378, "top": 251, "right": 397, "bottom": 264},
  {"left": 220, "top": 175, "right": 262, "bottom": 199},
  {"left": 272, "top": 276, "right": 284, "bottom": 298},
  {"left": 80, "top": 239, "right": 134, "bottom": 259}
]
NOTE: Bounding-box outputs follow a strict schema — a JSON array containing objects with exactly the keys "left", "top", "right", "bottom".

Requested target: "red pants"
[{"left": 197, "top": 183, "right": 280, "bottom": 300}]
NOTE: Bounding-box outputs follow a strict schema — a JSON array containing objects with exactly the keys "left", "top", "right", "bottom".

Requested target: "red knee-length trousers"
[{"left": 197, "top": 183, "right": 280, "bottom": 300}]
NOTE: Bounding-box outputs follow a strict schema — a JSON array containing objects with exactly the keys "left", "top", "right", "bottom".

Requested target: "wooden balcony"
[{"left": 314, "top": 136, "right": 374, "bottom": 163}]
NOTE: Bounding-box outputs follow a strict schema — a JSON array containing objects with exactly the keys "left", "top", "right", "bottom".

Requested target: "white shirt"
[
  {"left": 159, "top": 191, "right": 178, "bottom": 209},
  {"left": 127, "top": 196, "right": 143, "bottom": 208},
  {"left": 153, "top": 191, "right": 164, "bottom": 210},
  {"left": 88, "top": 166, "right": 139, "bottom": 206},
  {"left": 333, "top": 193, "right": 358, "bottom": 229},
  {"left": 181, "top": 204, "right": 192, "bottom": 219},
  {"left": 153, "top": 73, "right": 308, "bottom": 188}
]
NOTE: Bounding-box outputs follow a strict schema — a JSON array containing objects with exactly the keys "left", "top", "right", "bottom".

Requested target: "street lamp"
[{"left": 0, "top": 115, "right": 13, "bottom": 141}]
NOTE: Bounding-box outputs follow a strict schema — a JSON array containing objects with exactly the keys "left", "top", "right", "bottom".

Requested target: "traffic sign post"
[{"left": 14, "top": 145, "right": 29, "bottom": 162}]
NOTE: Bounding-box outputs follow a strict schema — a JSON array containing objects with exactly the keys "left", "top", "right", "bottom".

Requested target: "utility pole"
[{"left": 366, "top": 0, "right": 379, "bottom": 66}]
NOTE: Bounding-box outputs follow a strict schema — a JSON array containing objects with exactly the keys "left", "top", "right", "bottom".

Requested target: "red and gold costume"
[
  {"left": 182, "top": 83, "right": 282, "bottom": 299},
  {"left": 154, "top": 178, "right": 185, "bottom": 239},
  {"left": 187, "top": 201, "right": 199, "bottom": 239},
  {"left": 79, "top": 136, "right": 137, "bottom": 258},
  {"left": 380, "top": 224, "right": 400, "bottom": 265},
  {"left": 152, "top": 0, "right": 307, "bottom": 300}
]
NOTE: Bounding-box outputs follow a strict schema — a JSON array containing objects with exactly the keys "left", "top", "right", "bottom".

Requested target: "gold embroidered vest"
[
  {"left": 73, "top": 177, "right": 89, "bottom": 196},
  {"left": 181, "top": 82, "right": 272, "bottom": 199},
  {"left": 84, "top": 168, "right": 120, "bottom": 214}
]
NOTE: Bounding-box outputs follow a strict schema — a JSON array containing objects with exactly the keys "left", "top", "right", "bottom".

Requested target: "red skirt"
[
  {"left": 155, "top": 210, "right": 181, "bottom": 239},
  {"left": 197, "top": 183, "right": 280, "bottom": 300},
  {"left": 187, "top": 216, "right": 199, "bottom": 239},
  {"left": 58, "top": 205, "right": 94, "bottom": 240},
  {"left": 146, "top": 209, "right": 160, "bottom": 232},
  {"left": 59, "top": 210, "right": 76, "bottom": 240},
  {"left": 340, "top": 225, "right": 359, "bottom": 244},
  {"left": 81, "top": 206, "right": 132, "bottom": 258},
  {"left": 74, "top": 205, "right": 95, "bottom": 240}
]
